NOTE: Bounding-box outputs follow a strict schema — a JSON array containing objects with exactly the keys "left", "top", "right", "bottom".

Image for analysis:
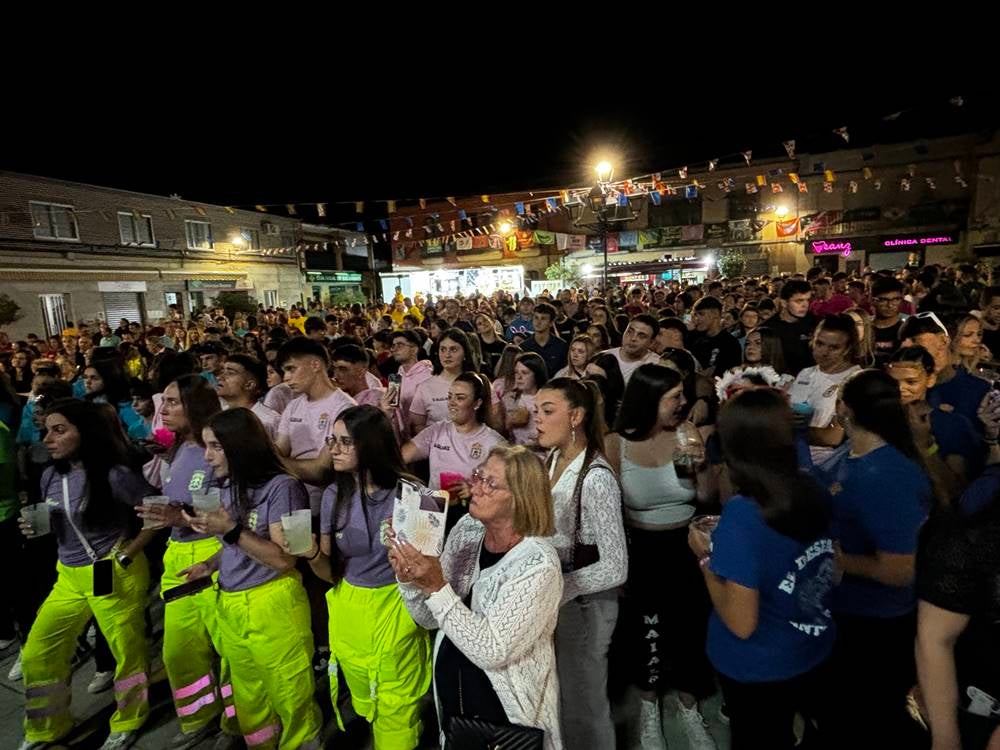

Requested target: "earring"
[{"left": 571, "top": 427, "right": 577, "bottom": 445}]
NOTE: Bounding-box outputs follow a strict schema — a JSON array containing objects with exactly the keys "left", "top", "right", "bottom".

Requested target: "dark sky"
[{"left": 4, "top": 77, "right": 992, "bottom": 227}]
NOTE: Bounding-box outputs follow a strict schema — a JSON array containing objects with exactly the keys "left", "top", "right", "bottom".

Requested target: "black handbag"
[
  {"left": 447, "top": 664, "right": 548, "bottom": 750},
  {"left": 549, "top": 447, "right": 609, "bottom": 572}
]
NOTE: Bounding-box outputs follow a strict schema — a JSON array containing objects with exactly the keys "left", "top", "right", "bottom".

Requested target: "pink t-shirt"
[
  {"left": 502, "top": 391, "right": 538, "bottom": 447},
  {"left": 410, "top": 374, "right": 454, "bottom": 426},
  {"left": 410, "top": 421, "right": 508, "bottom": 490},
  {"left": 809, "top": 293, "right": 853, "bottom": 318},
  {"left": 278, "top": 388, "right": 357, "bottom": 513},
  {"left": 263, "top": 383, "right": 295, "bottom": 415},
  {"left": 397, "top": 359, "right": 434, "bottom": 439},
  {"left": 353, "top": 387, "right": 385, "bottom": 408},
  {"left": 251, "top": 401, "right": 281, "bottom": 441}
]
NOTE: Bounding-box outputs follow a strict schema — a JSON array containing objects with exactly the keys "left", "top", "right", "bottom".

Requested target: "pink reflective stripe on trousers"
[
  {"left": 115, "top": 672, "right": 148, "bottom": 693},
  {"left": 118, "top": 688, "right": 149, "bottom": 710},
  {"left": 26, "top": 702, "right": 69, "bottom": 719},
  {"left": 225, "top": 705, "right": 236, "bottom": 718},
  {"left": 173, "top": 674, "right": 213, "bottom": 700},
  {"left": 245, "top": 723, "right": 279, "bottom": 746},
  {"left": 26, "top": 682, "right": 68, "bottom": 698},
  {"left": 176, "top": 692, "right": 217, "bottom": 717},
  {"left": 220, "top": 683, "right": 233, "bottom": 699}
]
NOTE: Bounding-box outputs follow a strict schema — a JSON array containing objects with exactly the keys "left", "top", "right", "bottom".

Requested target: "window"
[
  {"left": 279, "top": 228, "right": 297, "bottom": 249},
  {"left": 30, "top": 202, "right": 79, "bottom": 241},
  {"left": 118, "top": 211, "right": 155, "bottom": 246},
  {"left": 647, "top": 197, "right": 702, "bottom": 227},
  {"left": 239, "top": 228, "right": 260, "bottom": 250},
  {"left": 40, "top": 294, "right": 71, "bottom": 336},
  {"left": 727, "top": 194, "right": 762, "bottom": 221},
  {"left": 264, "top": 290, "right": 278, "bottom": 308},
  {"left": 185, "top": 220, "right": 214, "bottom": 250}
]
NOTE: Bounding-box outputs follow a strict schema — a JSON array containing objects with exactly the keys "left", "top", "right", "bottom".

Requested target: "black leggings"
[{"left": 0, "top": 516, "right": 57, "bottom": 645}]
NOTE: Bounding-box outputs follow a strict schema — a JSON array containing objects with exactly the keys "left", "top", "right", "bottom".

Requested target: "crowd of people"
[{"left": 0, "top": 261, "right": 998, "bottom": 750}]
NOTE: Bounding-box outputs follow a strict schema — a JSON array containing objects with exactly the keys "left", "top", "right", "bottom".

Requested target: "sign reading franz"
[{"left": 809, "top": 240, "right": 852, "bottom": 256}]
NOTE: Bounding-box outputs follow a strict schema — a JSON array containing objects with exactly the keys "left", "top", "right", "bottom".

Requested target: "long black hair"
[
  {"left": 718, "top": 388, "right": 829, "bottom": 542},
  {"left": 84, "top": 356, "right": 131, "bottom": 405},
  {"left": 615, "top": 363, "right": 683, "bottom": 441},
  {"left": 433, "top": 328, "right": 477, "bottom": 376},
  {"left": 330, "top": 405, "right": 415, "bottom": 574},
  {"left": 539, "top": 377, "right": 607, "bottom": 466},
  {"left": 45, "top": 398, "right": 130, "bottom": 531},
  {"left": 206, "top": 408, "right": 289, "bottom": 522},
  {"left": 513, "top": 352, "right": 548, "bottom": 396},
  {"left": 840, "top": 369, "right": 920, "bottom": 463},
  {"left": 587, "top": 352, "right": 626, "bottom": 427}
]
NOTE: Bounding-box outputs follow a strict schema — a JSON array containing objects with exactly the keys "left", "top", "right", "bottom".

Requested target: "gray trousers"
[{"left": 554, "top": 591, "right": 619, "bottom": 750}]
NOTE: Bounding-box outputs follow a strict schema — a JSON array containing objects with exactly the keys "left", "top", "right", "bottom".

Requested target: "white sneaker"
[
  {"left": 8, "top": 650, "right": 23, "bottom": 681},
  {"left": 639, "top": 698, "right": 667, "bottom": 750},
  {"left": 88, "top": 670, "right": 115, "bottom": 694},
  {"left": 99, "top": 731, "right": 137, "bottom": 750},
  {"left": 0, "top": 637, "right": 16, "bottom": 650},
  {"left": 677, "top": 702, "right": 718, "bottom": 750}
]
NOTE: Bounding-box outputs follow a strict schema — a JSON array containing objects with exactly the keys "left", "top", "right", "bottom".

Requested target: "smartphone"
[
  {"left": 93, "top": 558, "right": 114, "bottom": 596},
  {"left": 163, "top": 576, "right": 213, "bottom": 603},
  {"left": 387, "top": 374, "right": 402, "bottom": 408}
]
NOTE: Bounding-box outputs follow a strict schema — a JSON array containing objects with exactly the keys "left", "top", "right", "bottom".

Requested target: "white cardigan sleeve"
[
  {"left": 425, "top": 550, "right": 563, "bottom": 672},
  {"left": 561, "top": 466, "right": 628, "bottom": 603}
]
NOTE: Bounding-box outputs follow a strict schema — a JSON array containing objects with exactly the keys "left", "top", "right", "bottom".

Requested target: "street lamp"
[{"left": 566, "top": 159, "right": 640, "bottom": 292}]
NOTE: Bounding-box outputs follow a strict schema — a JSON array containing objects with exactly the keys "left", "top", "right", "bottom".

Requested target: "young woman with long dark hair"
[
  {"left": 295, "top": 405, "right": 432, "bottom": 748},
  {"left": 183, "top": 408, "right": 322, "bottom": 749},
  {"left": 409, "top": 328, "right": 477, "bottom": 434},
  {"left": 689, "top": 388, "right": 835, "bottom": 749},
  {"left": 19, "top": 399, "right": 156, "bottom": 750}
]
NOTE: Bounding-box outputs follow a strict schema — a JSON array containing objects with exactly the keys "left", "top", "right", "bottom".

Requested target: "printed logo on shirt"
[
  {"left": 822, "top": 384, "right": 839, "bottom": 398},
  {"left": 317, "top": 412, "right": 330, "bottom": 432},
  {"left": 469, "top": 442, "right": 483, "bottom": 460},
  {"left": 188, "top": 471, "right": 206, "bottom": 492},
  {"left": 289, "top": 417, "right": 304, "bottom": 423},
  {"left": 432, "top": 442, "right": 451, "bottom": 453},
  {"left": 777, "top": 538, "right": 835, "bottom": 637},
  {"left": 247, "top": 509, "right": 258, "bottom": 529},
  {"left": 46, "top": 497, "right": 59, "bottom": 508}
]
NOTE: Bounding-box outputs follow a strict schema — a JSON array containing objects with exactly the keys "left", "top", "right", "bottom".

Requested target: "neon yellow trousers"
[
  {"left": 161, "top": 537, "right": 239, "bottom": 735},
  {"left": 217, "top": 572, "right": 322, "bottom": 749},
  {"left": 23, "top": 552, "right": 150, "bottom": 742},
  {"left": 327, "top": 580, "right": 431, "bottom": 750}
]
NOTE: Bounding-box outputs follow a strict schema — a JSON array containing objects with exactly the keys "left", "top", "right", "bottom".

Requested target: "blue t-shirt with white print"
[{"left": 707, "top": 495, "right": 836, "bottom": 683}]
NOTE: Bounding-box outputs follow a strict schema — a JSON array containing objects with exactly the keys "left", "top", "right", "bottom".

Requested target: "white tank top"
[{"left": 618, "top": 435, "right": 696, "bottom": 525}]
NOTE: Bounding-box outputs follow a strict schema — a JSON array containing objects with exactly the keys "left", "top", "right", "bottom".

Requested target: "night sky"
[{"left": 3, "top": 77, "right": 991, "bottom": 228}]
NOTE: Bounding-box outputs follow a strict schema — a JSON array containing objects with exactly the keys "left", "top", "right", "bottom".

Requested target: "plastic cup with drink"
[{"left": 281, "top": 509, "right": 313, "bottom": 555}]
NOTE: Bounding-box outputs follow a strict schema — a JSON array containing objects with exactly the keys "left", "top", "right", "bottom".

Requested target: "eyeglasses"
[
  {"left": 390, "top": 342, "right": 414, "bottom": 350},
  {"left": 324, "top": 435, "right": 355, "bottom": 450},
  {"left": 914, "top": 311, "right": 949, "bottom": 335},
  {"left": 471, "top": 468, "right": 506, "bottom": 493}
]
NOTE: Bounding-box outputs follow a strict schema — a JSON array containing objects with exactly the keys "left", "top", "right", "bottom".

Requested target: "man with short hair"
[
  {"left": 809, "top": 277, "right": 853, "bottom": 318},
  {"left": 602, "top": 314, "right": 661, "bottom": 385},
  {"left": 216, "top": 354, "right": 281, "bottom": 440},
  {"left": 442, "top": 299, "right": 474, "bottom": 334},
  {"left": 275, "top": 338, "right": 357, "bottom": 514},
  {"left": 767, "top": 280, "right": 817, "bottom": 376},
  {"left": 195, "top": 342, "right": 226, "bottom": 388},
  {"left": 688, "top": 297, "right": 742, "bottom": 377},
  {"left": 331, "top": 345, "right": 385, "bottom": 407},
  {"left": 653, "top": 317, "right": 687, "bottom": 354},
  {"left": 304, "top": 316, "right": 327, "bottom": 342},
  {"left": 505, "top": 297, "right": 535, "bottom": 341},
  {"left": 520, "top": 302, "right": 569, "bottom": 378},
  {"left": 623, "top": 287, "right": 646, "bottom": 317},
  {"left": 847, "top": 280, "right": 872, "bottom": 314},
  {"left": 871, "top": 277, "right": 908, "bottom": 366},
  {"left": 389, "top": 330, "right": 433, "bottom": 440}
]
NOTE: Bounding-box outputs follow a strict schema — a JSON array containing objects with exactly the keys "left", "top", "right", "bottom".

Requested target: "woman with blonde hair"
[
  {"left": 389, "top": 445, "right": 563, "bottom": 749},
  {"left": 845, "top": 307, "right": 876, "bottom": 368}
]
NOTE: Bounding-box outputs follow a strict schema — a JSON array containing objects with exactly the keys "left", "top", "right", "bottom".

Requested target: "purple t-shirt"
[
  {"left": 218, "top": 474, "right": 309, "bottom": 592},
  {"left": 320, "top": 484, "right": 397, "bottom": 589},
  {"left": 409, "top": 421, "right": 507, "bottom": 490},
  {"left": 164, "top": 441, "right": 214, "bottom": 542},
  {"left": 278, "top": 388, "right": 357, "bottom": 514},
  {"left": 41, "top": 465, "right": 152, "bottom": 567}
]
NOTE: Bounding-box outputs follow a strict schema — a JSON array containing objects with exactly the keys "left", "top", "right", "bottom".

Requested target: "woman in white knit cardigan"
[{"left": 389, "top": 445, "right": 564, "bottom": 750}]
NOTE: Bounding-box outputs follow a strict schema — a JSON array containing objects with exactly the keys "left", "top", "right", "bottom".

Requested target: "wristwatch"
[
  {"left": 116, "top": 553, "right": 133, "bottom": 568},
  {"left": 223, "top": 522, "right": 243, "bottom": 546}
]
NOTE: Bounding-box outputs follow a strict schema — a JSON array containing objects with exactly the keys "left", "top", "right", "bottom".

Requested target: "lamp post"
[{"left": 568, "top": 160, "right": 639, "bottom": 295}]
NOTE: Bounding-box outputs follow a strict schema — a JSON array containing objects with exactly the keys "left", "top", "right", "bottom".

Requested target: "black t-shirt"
[
  {"left": 916, "top": 504, "right": 1000, "bottom": 726},
  {"left": 555, "top": 317, "right": 578, "bottom": 341},
  {"left": 982, "top": 327, "right": 1000, "bottom": 362},
  {"left": 765, "top": 315, "right": 817, "bottom": 376},
  {"left": 873, "top": 319, "right": 904, "bottom": 367},
  {"left": 689, "top": 330, "right": 742, "bottom": 376},
  {"left": 478, "top": 336, "right": 506, "bottom": 375},
  {"left": 436, "top": 545, "right": 509, "bottom": 730}
]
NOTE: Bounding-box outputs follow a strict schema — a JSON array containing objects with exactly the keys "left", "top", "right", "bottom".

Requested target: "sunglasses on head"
[{"left": 914, "top": 311, "right": 948, "bottom": 335}]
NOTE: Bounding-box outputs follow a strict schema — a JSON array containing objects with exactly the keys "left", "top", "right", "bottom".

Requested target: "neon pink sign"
[
  {"left": 882, "top": 234, "right": 955, "bottom": 247},
  {"left": 810, "top": 240, "right": 852, "bottom": 257}
]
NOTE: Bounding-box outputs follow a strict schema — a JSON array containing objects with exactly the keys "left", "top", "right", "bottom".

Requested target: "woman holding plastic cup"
[
  {"left": 292, "top": 405, "right": 431, "bottom": 749},
  {"left": 19, "top": 399, "right": 157, "bottom": 750},
  {"left": 134, "top": 375, "right": 239, "bottom": 748},
  {"left": 400, "top": 372, "right": 507, "bottom": 501},
  {"left": 689, "top": 388, "right": 835, "bottom": 749},
  {"left": 182, "top": 407, "right": 322, "bottom": 749}
]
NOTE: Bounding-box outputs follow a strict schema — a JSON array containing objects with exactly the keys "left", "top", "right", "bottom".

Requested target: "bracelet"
[
  {"left": 925, "top": 442, "right": 939, "bottom": 457},
  {"left": 307, "top": 545, "right": 321, "bottom": 561},
  {"left": 699, "top": 555, "right": 712, "bottom": 570},
  {"left": 222, "top": 522, "right": 243, "bottom": 545}
]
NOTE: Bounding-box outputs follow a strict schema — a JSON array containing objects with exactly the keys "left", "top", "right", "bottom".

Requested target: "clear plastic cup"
[
  {"left": 21, "top": 503, "right": 51, "bottom": 536},
  {"left": 281, "top": 509, "right": 313, "bottom": 555},
  {"left": 191, "top": 487, "right": 221, "bottom": 513},
  {"left": 141, "top": 495, "right": 170, "bottom": 529},
  {"left": 690, "top": 514, "right": 720, "bottom": 538}
]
